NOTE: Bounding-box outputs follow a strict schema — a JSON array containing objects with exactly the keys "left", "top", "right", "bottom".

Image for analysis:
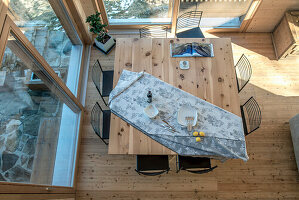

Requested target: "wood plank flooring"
[{"left": 76, "top": 32, "right": 299, "bottom": 200}]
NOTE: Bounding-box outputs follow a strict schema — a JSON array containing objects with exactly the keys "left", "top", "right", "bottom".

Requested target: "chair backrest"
[
  {"left": 235, "top": 54, "right": 252, "bottom": 93},
  {"left": 92, "top": 59, "right": 104, "bottom": 95},
  {"left": 176, "top": 11, "right": 203, "bottom": 34},
  {"left": 91, "top": 102, "right": 104, "bottom": 139},
  {"left": 240, "top": 97, "right": 262, "bottom": 136},
  {"left": 176, "top": 156, "right": 217, "bottom": 174},
  {"left": 135, "top": 155, "right": 169, "bottom": 176},
  {"left": 139, "top": 25, "right": 168, "bottom": 38}
]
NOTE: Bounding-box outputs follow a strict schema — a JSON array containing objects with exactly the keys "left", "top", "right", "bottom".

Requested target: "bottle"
[{"left": 147, "top": 91, "right": 152, "bottom": 103}]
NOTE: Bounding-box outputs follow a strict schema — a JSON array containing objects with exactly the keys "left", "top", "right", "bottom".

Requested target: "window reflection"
[
  {"left": 104, "top": 0, "right": 171, "bottom": 23},
  {"left": 179, "top": 0, "right": 253, "bottom": 28},
  {"left": 8, "top": 0, "right": 82, "bottom": 95},
  {"left": 0, "top": 32, "right": 80, "bottom": 186}
]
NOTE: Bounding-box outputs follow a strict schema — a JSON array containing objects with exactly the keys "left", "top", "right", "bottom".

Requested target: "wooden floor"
[{"left": 76, "top": 32, "right": 299, "bottom": 200}]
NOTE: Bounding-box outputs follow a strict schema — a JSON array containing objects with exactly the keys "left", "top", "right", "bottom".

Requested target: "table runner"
[{"left": 109, "top": 70, "right": 249, "bottom": 161}]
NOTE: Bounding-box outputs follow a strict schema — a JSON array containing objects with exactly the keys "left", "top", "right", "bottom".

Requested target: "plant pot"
[{"left": 94, "top": 34, "right": 115, "bottom": 53}]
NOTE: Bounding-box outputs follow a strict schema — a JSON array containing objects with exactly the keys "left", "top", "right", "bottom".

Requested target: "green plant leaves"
[{"left": 86, "top": 11, "right": 108, "bottom": 43}]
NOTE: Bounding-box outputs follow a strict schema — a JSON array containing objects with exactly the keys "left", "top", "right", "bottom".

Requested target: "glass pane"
[
  {"left": 8, "top": 0, "right": 82, "bottom": 95},
  {"left": 104, "top": 0, "right": 171, "bottom": 24},
  {"left": 179, "top": 0, "right": 253, "bottom": 28},
  {"left": 0, "top": 32, "right": 80, "bottom": 186}
]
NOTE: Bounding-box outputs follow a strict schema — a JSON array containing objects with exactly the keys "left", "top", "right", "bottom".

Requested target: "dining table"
[{"left": 108, "top": 37, "right": 246, "bottom": 160}]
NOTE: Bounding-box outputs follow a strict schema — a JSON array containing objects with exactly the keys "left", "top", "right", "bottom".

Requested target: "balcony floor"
[{"left": 76, "top": 32, "right": 299, "bottom": 199}]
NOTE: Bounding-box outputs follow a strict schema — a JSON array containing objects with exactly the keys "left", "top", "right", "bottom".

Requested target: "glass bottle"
[{"left": 147, "top": 91, "right": 152, "bottom": 103}]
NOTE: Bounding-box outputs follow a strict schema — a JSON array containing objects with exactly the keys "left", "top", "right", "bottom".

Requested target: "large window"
[
  {"left": 0, "top": 0, "right": 84, "bottom": 188},
  {"left": 179, "top": 0, "right": 253, "bottom": 28},
  {"left": 103, "top": 0, "right": 173, "bottom": 24},
  {"left": 8, "top": 0, "right": 82, "bottom": 95},
  {"left": 0, "top": 32, "right": 80, "bottom": 186}
]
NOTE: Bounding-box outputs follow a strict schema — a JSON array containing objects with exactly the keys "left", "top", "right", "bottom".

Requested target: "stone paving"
[{"left": 0, "top": 90, "right": 61, "bottom": 183}]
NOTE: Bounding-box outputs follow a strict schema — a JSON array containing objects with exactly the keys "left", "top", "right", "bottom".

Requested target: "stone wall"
[
  {"left": 0, "top": 89, "right": 62, "bottom": 183},
  {"left": 23, "top": 25, "right": 72, "bottom": 82},
  {"left": 0, "top": 25, "right": 66, "bottom": 183}
]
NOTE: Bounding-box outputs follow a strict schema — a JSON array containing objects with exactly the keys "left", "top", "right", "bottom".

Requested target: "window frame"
[
  {"left": 0, "top": 0, "right": 86, "bottom": 194},
  {"left": 96, "top": 0, "right": 262, "bottom": 33},
  {"left": 0, "top": 16, "right": 84, "bottom": 112},
  {"left": 98, "top": 0, "right": 175, "bottom": 27},
  {"left": 7, "top": 0, "right": 87, "bottom": 98}
]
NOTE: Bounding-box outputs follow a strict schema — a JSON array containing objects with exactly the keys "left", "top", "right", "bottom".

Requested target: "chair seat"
[
  {"left": 176, "top": 27, "right": 205, "bottom": 38},
  {"left": 178, "top": 156, "right": 211, "bottom": 170},
  {"left": 102, "top": 70, "right": 114, "bottom": 97},
  {"left": 102, "top": 110, "right": 111, "bottom": 139},
  {"left": 136, "top": 155, "right": 169, "bottom": 172}
]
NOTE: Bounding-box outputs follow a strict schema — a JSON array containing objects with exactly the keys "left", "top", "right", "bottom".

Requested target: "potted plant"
[{"left": 86, "top": 11, "right": 115, "bottom": 53}]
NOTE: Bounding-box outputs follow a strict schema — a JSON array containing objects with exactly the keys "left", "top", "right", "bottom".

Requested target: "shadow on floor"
[{"left": 206, "top": 32, "right": 277, "bottom": 60}]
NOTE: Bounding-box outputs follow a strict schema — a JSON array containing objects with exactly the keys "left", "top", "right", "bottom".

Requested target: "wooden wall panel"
[
  {"left": 247, "top": 0, "right": 299, "bottom": 32},
  {"left": 96, "top": 0, "right": 109, "bottom": 25},
  {"left": 63, "top": 0, "right": 93, "bottom": 44},
  {"left": 80, "top": 0, "right": 96, "bottom": 18}
]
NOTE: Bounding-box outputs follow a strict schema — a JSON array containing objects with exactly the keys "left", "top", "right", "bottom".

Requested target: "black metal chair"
[
  {"left": 240, "top": 97, "right": 262, "bottom": 136},
  {"left": 90, "top": 102, "right": 110, "bottom": 145},
  {"left": 176, "top": 156, "right": 217, "bottom": 174},
  {"left": 135, "top": 155, "right": 170, "bottom": 176},
  {"left": 176, "top": 11, "right": 204, "bottom": 38},
  {"left": 235, "top": 54, "right": 252, "bottom": 93},
  {"left": 92, "top": 59, "right": 114, "bottom": 106},
  {"left": 139, "top": 25, "right": 168, "bottom": 38}
]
